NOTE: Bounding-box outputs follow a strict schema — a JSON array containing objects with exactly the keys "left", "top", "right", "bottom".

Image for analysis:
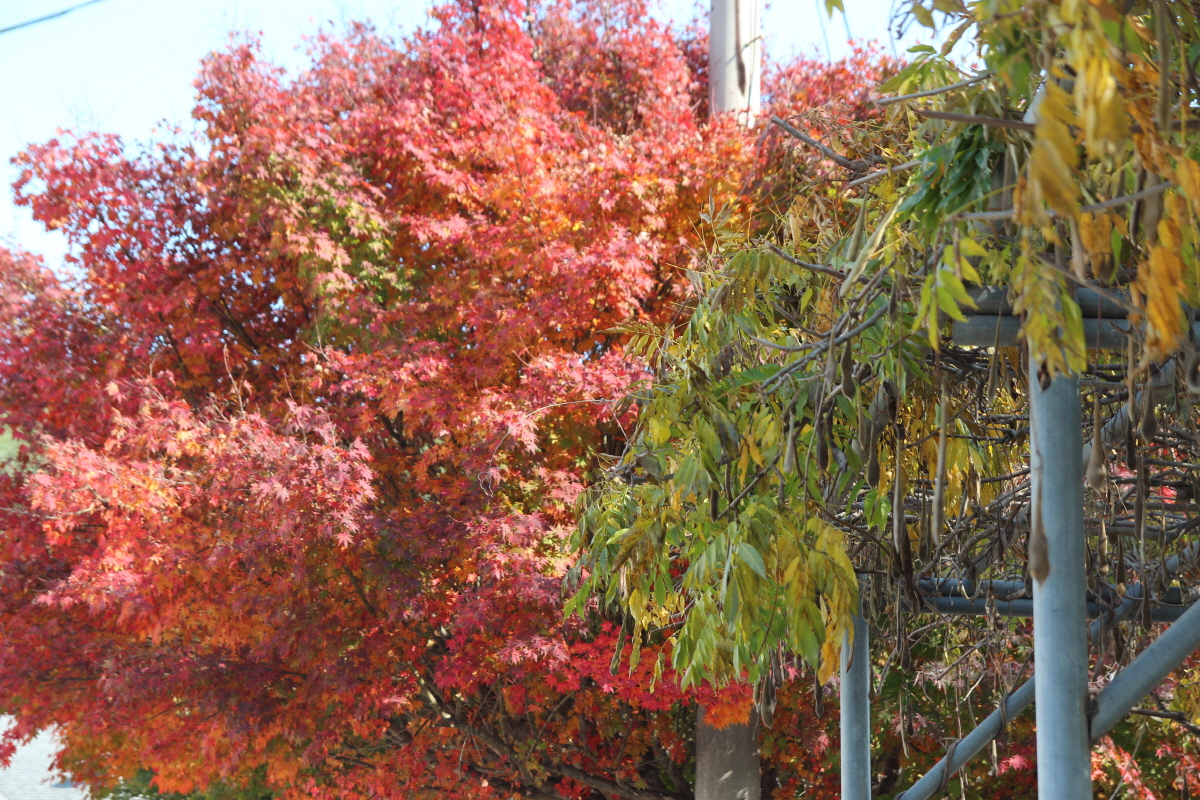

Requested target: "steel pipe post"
[
  {"left": 1091, "top": 598, "right": 1200, "bottom": 740},
  {"left": 840, "top": 581, "right": 870, "bottom": 800},
  {"left": 1030, "top": 365, "right": 1091, "bottom": 799}
]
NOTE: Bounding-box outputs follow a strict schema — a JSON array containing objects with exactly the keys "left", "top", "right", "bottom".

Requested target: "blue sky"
[{"left": 0, "top": 0, "right": 919, "bottom": 265}]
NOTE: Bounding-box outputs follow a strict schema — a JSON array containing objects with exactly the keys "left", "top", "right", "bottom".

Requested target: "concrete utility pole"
[
  {"left": 694, "top": 6, "right": 764, "bottom": 794},
  {"left": 1029, "top": 364, "right": 1093, "bottom": 800},
  {"left": 695, "top": 707, "right": 760, "bottom": 800},
  {"left": 709, "top": 0, "right": 761, "bottom": 119}
]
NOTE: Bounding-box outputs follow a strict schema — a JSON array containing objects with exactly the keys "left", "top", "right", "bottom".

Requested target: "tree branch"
[
  {"left": 770, "top": 115, "right": 883, "bottom": 171},
  {"left": 954, "top": 181, "right": 1175, "bottom": 221},
  {"left": 846, "top": 160, "right": 921, "bottom": 188},
  {"left": 766, "top": 244, "right": 844, "bottom": 279},
  {"left": 873, "top": 72, "right": 991, "bottom": 106},
  {"left": 914, "top": 109, "right": 1035, "bottom": 131}
]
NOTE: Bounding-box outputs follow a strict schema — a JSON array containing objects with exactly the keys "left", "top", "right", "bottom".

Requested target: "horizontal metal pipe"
[
  {"left": 1090, "top": 598, "right": 1200, "bottom": 740},
  {"left": 922, "top": 596, "right": 1189, "bottom": 622},
  {"left": 967, "top": 287, "right": 1133, "bottom": 319},
  {"left": 919, "top": 578, "right": 1027, "bottom": 598},
  {"left": 952, "top": 316, "right": 1167, "bottom": 350},
  {"left": 919, "top": 579, "right": 1187, "bottom": 607}
]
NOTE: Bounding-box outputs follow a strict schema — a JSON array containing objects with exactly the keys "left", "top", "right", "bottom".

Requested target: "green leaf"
[{"left": 738, "top": 540, "right": 767, "bottom": 578}]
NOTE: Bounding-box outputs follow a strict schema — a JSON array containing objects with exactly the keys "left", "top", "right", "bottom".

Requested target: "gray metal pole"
[
  {"left": 1091, "top": 597, "right": 1200, "bottom": 740},
  {"left": 840, "top": 584, "right": 870, "bottom": 800},
  {"left": 1029, "top": 364, "right": 1092, "bottom": 799}
]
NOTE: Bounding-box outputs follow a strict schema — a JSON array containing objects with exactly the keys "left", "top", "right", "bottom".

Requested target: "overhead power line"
[{"left": 0, "top": 0, "right": 111, "bottom": 37}]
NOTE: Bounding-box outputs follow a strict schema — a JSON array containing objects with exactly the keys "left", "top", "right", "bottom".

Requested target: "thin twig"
[
  {"left": 914, "top": 109, "right": 1035, "bottom": 132},
  {"left": 772, "top": 113, "right": 859, "bottom": 169},
  {"left": 873, "top": 72, "right": 992, "bottom": 106},
  {"left": 954, "top": 182, "right": 1175, "bottom": 221},
  {"left": 766, "top": 243, "right": 845, "bottom": 278},
  {"left": 846, "top": 160, "right": 921, "bottom": 188}
]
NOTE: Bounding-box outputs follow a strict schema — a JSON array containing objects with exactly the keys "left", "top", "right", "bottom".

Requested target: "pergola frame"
[{"left": 838, "top": 301, "right": 1200, "bottom": 799}]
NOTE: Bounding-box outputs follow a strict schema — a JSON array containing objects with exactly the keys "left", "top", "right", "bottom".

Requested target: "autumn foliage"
[{"left": 0, "top": 2, "right": 896, "bottom": 798}]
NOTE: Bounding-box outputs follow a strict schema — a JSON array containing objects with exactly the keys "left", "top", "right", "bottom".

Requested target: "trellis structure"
[
  {"left": 836, "top": 297, "right": 1200, "bottom": 799},
  {"left": 576, "top": 4, "right": 1200, "bottom": 797}
]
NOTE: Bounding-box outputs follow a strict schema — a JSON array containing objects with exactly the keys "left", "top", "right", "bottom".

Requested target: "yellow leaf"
[
  {"left": 1028, "top": 85, "right": 1081, "bottom": 218},
  {"left": 1138, "top": 234, "right": 1186, "bottom": 359},
  {"left": 1074, "top": 52, "right": 1129, "bottom": 159},
  {"left": 1077, "top": 211, "right": 1114, "bottom": 281},
  {"left": 1178, "top": 158, "right": 1200, "bottom": 216}
]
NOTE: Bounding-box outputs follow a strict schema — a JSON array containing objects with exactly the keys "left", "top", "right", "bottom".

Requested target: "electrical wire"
[{"left": 0, "top": 0, "right": 111, "bottom": 37}]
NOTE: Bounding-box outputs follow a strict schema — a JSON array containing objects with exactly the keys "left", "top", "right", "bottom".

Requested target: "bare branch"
[
  {"left": 846, "top": 160, "right": 921, "bottom": 188},
  {"left": 914, "top": 109, "right": 1034, "bottom": 131},
  {"left": 873, "top": 72, "right": 992, "bottom": 106}
]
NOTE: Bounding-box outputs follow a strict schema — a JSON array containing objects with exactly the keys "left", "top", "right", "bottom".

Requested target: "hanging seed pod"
[
  {"left": 816, "top": 413, "right": 830, "bottom": 472},
  {"left": 1186, "top": 350, "right": 1200, "bottom": 394},
  {"left": 1125, "top": 418, "right": 1137, "bottom": 473},
  {"left": 918, "top": 497, "right": 932, "bottom": 562},
  {"left": 1140, "top": 400, "right": 1158, "bottom": 441},
  {"left": 1086, "top": 395, "right": 1108, "bottom": 492},
  {"left": 1116, "top": 534, "right": 1127, "bottom": 588},
  {"left": 610, "top": 620, "right": 628, "bottom": 675},
  {"left": 1097, "top": 519, "right": 1110, "bottom": 575},
  {"left": 985, "top": 350, "right": 999, "bottom": 405},
  {"left": 840, "top": 343, "right": 855, "bottom": 398},
  {"left": 782, "top": 414, "right": 797, "bottom": 474},
  {"left": 1037, "top": 361, "right": 1052, "bottom": 391},
  {"left": 866, "top": 439, "right": 881, "bottom": 488},
  {"left": 1028, "top": 485, "right": 1050, "bottom": 584}
]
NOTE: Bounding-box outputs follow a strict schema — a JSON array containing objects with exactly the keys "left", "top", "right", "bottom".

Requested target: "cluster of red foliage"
[{"left": 0, "top": 2, "right": 897, "bottom": 798}]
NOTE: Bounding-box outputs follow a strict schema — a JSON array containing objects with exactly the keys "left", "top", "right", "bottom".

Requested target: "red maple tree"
[{"left": 0, "top": 3, "right": 896, "bottom": 798}]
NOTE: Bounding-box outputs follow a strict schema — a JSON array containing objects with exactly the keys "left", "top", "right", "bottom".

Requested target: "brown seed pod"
[
  {"left": 1028, "top": 485, "right": 1050, "bottom": 584},
  {"left": 918, "top": 499, "right": 932, "bottom": 562},
  {"left": 840, "top": 343, "right": 855, "bottom": 398},
  {"left": 1116, "top": 534, "right": 1127, "bottom": 588},
  {"left": 1037, "top": 362, "right": 1052, "bottom": 392},
  {"left": 1029, "top": 518, "right": 1051, "bottom": 584},
  {"left": 866, "top": 443, "right": 880, "bottom": 488},
  {"left": 1125, "top": 419, "right": 1137, "bottom": 473},
  {"left": 782, "top": 415, "right": 797, "bottom": 474},
  {"left": 1096, "top": 519, "right": 1110, "bottom": 575},
  {"left": 1186, "top": 350, "right": 1200, "bottom": 395},
  {"left": 816, "top": 414, "right": 830, "bottom": 472},
  {"left": 1140, "top": 402, "right": 1157, "bottom": 441},
  {"left": 1086, "top": 396, "right": 1107, "bottom": 492}
]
